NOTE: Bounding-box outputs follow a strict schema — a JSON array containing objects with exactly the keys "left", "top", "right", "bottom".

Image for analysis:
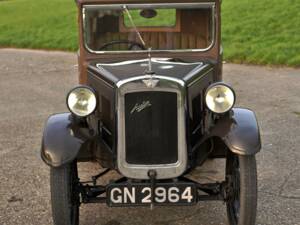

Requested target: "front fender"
[
  {"left": 41, "top": 113, "right": 91, "bottom": 167},
  {"left": 210, "top": 108, "right": 261, "bottom": 155}
]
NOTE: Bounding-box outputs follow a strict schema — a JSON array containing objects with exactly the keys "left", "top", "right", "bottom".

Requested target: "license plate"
[{"left": 107, "top": 182, "right": 197, "bottom": 207}]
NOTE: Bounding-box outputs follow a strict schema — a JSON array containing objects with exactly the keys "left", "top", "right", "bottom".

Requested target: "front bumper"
[{"left": 79, "top": 176, "right": 226, "bottom": 207}]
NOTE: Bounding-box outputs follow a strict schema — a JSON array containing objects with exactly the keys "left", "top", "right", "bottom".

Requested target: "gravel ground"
[{"left": 0, "top": 49, "right": 299, "bottom": 225}]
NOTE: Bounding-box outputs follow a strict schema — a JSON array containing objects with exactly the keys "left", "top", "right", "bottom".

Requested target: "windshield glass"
[{"left": 83, "top": 3, "right": 215, "bottom": 53}]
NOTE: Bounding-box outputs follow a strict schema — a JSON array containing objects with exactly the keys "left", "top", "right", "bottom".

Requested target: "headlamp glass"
[
  {"left": 205, "top": 84, "right": 235, "bottom": 113},
  {"left": 67, "top": 87, "right": 96, "bottom": 117}
]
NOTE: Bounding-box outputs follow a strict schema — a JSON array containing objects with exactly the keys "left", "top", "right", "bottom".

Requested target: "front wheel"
[
  {"left": 50, "top": 162, "right": 80, "bottom": 225},
  {"left": 225, "top": 153, "right": 257, "bottom": 225}
]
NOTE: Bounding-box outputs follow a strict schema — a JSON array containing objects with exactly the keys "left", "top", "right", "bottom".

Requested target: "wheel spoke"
[
  {"left": 226, "top": 154, "right": 240, "bottom": 225},
  {"left": 226, "top": 153, "right": 257, "bottom": 225}
]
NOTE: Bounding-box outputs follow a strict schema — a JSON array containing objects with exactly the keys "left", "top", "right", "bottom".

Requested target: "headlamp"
[
  {"left": 67, "top": 86, "right": 97, "bottom": 117},
  {"left": 205, "top": 83, "right": 235, "bottom": 114}
]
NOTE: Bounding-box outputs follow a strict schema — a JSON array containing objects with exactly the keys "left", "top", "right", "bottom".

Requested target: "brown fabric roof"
[{"left": 76, "top": 0, "right": 217, "bottom": 5}]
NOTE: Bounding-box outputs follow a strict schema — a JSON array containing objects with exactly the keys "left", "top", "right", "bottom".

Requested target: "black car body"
[{"left": 41, "top": 1, "right": 261, "bottom": 225}]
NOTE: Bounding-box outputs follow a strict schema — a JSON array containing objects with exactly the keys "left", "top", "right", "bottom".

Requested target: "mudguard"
[
  {"left": 210, "top": 108, "right": 261, "bottom": 155},
  {"left": 41, "top": 113, "right": 91, "bottom": 167}
]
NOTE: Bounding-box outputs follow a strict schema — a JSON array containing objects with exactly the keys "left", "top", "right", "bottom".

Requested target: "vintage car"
[{"left": 41, "top": 0, "right": 261, "bottom": 225}]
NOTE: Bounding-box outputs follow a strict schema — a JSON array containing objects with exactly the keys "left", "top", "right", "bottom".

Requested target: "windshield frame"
[{"left": 82, "top": 2, "right": 216, "bottom": 54}]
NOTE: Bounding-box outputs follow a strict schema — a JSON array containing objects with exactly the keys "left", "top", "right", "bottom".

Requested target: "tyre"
[
  {"left": 226, "top": 152, "right": 257, "bottom": 225},
  {"left": 50, "top": 162, "right": 80, "bottom": 225}
]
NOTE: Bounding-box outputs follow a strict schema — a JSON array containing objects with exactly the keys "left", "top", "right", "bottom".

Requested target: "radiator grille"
[{"left": 125, "top": 92, "right": 178, "bottom": 165}]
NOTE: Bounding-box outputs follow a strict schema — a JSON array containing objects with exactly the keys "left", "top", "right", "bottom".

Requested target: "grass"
[
  {"left": 0, "top": 0, "right": 77, "bottom": 51},
  {"left": 222, "top": 0, "right": 300, "bottom": 66},
  {"left": 0, "top": 0, "right": 299, "bottom": 66}
]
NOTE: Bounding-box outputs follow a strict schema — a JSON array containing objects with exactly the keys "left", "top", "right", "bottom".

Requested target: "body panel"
[
  {"left": 41, "top": 113, "right": 93, "bottom": 167},
  {"left": 210, "top": 108, "right": 261, "bottom": 155},
  {"left": 88, "top": 58, "right": 212, "bottom": 84}
]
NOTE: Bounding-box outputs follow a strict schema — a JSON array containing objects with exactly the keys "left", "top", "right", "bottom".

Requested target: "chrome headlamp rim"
[
  {"left": 205, "top": 82, "right": 236, "bottom": 114},
  {"left": 66, "top": 85, "right": 97, "bottom": 117}
]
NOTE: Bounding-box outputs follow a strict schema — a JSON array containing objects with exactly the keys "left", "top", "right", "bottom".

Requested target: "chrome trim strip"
[
  {"left": 116, "top": 75, "right": 187, "bottom": 179},
  {"left": 187, "top": 67, "right": 214, "bottom": 87},
  {"left": 97, "top": 58, "right": 203, "bottom": 67},
  {"left": 116, "top": 74, "right": 185, "bottom": 88},
  {"left": 82, "top": 3, "right": 216, "bottom": 54},
  {"left": 84, "top": 3, "right": 215, "bottom": 10}
]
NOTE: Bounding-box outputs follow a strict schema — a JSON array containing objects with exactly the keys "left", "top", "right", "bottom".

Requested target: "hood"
[{"left": 88, "top": 58, "right": 212, "bottom": 86}]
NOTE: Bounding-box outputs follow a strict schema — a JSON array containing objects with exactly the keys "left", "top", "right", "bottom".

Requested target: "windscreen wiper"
[{"left": 123, "top": 5, "right": 146, "bottom": 48}]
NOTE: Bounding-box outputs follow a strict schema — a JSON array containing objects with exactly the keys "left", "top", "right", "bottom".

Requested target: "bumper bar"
[{"left": 78, "top": 176, "right": 226, "bottom": 205}]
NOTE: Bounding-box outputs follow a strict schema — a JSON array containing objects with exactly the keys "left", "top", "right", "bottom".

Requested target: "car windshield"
[{"left": 83, "top": 3, "right": 215, "bottom": 53}]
